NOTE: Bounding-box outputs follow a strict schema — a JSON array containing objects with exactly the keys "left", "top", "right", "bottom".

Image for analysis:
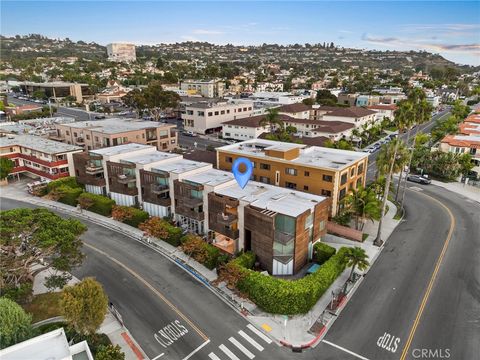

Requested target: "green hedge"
[
  {"left": 235, "top": 247, "right": 348, "bottom": 314},
  {"left": 77, "top": 192, "right": 116, "bottom": 216},
  {"left": 313, "top": 242, "right": 336, "bottom": 265},
  {"left": 165, "top": 224, "right": 183, "bottom": 246},
  {"left": 47, "top": 177, "right": 80, "bottom": 192},
  {"left": 232, "top": 251, "right": 256, "bottom": 269},
  {"left": 56, "top": 185, "right": 83, "bottom": 206},
  {"left": 122, "top": 207, "right": 149, "bottom": 228},
  {"left": 180, "top": 235, "right": 230, "bottom": 270}
]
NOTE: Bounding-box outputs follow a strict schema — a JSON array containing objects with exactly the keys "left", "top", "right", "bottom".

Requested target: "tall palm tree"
[
  {"left": 259, "top": 108, "right": 284, "bottom": 134},
  {"left": 344, "top": 247, "right": 370, "bottom": 281},
  {"left": 342, "top": 186, "right": 381, "bottom": 230},
  {"left": 374, "top": 102, "right": 411, "bottom": 246}
]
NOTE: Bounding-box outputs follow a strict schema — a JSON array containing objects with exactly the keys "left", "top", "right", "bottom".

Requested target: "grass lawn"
[{"left": 23, "top": 292, "right": 62, "bottom": 323}]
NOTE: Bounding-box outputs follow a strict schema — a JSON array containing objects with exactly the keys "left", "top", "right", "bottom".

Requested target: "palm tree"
[
  {"left": 259, "top": 108, "right": 284, "bottom": 134},
  {"left": 374, "top": 102, "right": 411, "bottom": 246},
  {"left": 342, "top": 186, "right": 381, "bottom": 230},
  {"left": 344, "top": 247, "right": 370, "bottom": 281}
]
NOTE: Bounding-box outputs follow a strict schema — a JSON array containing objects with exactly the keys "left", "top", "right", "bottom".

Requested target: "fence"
[{"left": 326, "top": 221, "right": 363, "bottom": 242}]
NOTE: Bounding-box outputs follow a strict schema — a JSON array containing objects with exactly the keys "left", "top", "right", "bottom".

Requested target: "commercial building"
[
  {"left": 180, "top": 79, "right": 225, "bottom": 98},
  {"left": 216, "top": 139, "right": 368, "bottom": 215},
  {"left": 20, "top": 81, "right": 92, "bottom": 103},
  {"left": 182, "top": 100, "right": 255, "bottom": 134},
  {"left": 248, "top": 92, "right": 309, "bottom": 107},
  {"left": 73, "top": 144, "right": 331, "bottom": 275},
  {"left": 0, "top": 328, "right": 93, "bottom": 360},
  {"left": 53, "top": 118, "right": 177, "bottom": 151},
  {"left": 0, "top": 134, "right": 82, "bottom": 181},
  {"left": 106, "top": 43, "right": 136, "bottom": 62}
]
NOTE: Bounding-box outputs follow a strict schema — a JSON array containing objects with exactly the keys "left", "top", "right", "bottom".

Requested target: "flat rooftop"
[
  {"left": 182, "top": 168, "right": 235, "bottom": 187},
  {"left": 151, "top": 158, "right": 212, "bottom": 175},
  {"left": 0, "top": 134, "right": 82, "bottom": 154},
  {"left": 59, "top": 118, "right": 174, "bottom": 134},
  {"left": 121, "top": 151, "right": 181, "bottom": 165},
  {"left": 215, "top": 181, "right": 325, "bottom": 217},
  {"left": 217, "top": 139, "right": 367, "bottom": 170},
  {"left": 90, "top": 143, "right": 154, "bottom": 157}
]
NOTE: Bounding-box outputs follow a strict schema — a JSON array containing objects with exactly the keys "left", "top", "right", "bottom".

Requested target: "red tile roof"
[
  {"left": 277, "top": 103, "right": 311, "bottom": 113},
  {"left": 441, "top": 134, "right": 480, "bottom": 148}
]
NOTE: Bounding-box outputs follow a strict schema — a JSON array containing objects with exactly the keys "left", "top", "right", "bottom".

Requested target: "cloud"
[
  {"left": 361, "top": 33, "right": 480, "bottom": 54},
  {"left": 180, "top": 35, "right": 200, "bottom": 42},
  {"left": 402, "top": 23, "right": 480, "bottom": 32},
  {"left": 192, "top": 29, "right": 224, "bottom": 35}
]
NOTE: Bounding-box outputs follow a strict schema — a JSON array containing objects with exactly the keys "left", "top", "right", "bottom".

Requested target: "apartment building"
[
  {"left": 216, "top": 139, "right": 368, "bottom": 215},
  {"left": 53, "top": 118, "right": 177, "bottom": 151},
  {"left": 277, "top": 103, "right": 311, "bottom": 119},
  {"left": 106, "top": 43, "right": 136, "bottom": 62},
  {"left": 180, "top": 79, "right": 225, "bottom": 98},
  {"left": 310, "top": 106, "right": 377, "bottom": 129},
  {"left": 20, "top": 81, "right": 92, "bottom": 103},
  {"left": 367, "top": 104, "right": 397, "bottom": 122},
  {"left": 182, "top": 101, "right": 255, "bottom": 134},
  {"left": 73, "top": 144, "right": 331, "bottom": 275},
  {"left": 1, "top": 134, "right": 82, "bottom": 181}
]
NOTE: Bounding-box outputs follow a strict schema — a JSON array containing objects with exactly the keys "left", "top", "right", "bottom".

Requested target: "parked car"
[
  {"left": 183, "top": 131, "right": 197, "bottom": 137},
  {"left": 407, "top": 174, "right": 431, "bottom": 185},
  {"left": 94, "top": 115, "right": 106, "bottom": 119}
]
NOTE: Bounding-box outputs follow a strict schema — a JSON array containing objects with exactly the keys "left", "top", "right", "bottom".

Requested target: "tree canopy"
[
  {"left": 0, "top": 157, "right": 14, "bottom": 180},
  {"left": 0, "top": 297, "right": 34, "bottom": 349},
  {"left": 0, "top": 208, "right": 87, "bottom": 292}
]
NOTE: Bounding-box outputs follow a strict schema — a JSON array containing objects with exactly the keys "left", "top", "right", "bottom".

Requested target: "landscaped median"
[{"left": 218, "top": 245, "right": 349, "bottom": 315}]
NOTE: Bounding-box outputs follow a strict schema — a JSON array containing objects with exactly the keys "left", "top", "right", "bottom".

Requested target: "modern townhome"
[
  {"left": 216, "top": 139, "right": 368, "bottom": 215},
  {"left": 72, "top": 144, "right": 331, "bottom": 275},
  {"left": 0, "top": 134, "right": 82, "bottom": 181},
  {"left": 182, "top": 100, "right": 255, "bottom": 134},
  {"left": 52, "top": 118, "right": 177, "bottom": 151}
]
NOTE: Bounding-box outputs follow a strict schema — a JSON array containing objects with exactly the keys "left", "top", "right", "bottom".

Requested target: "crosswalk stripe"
[
  {"left": 208, "top": 353, "right": 221, "bottom": 360},
  {"left": 219, "top": 344, "right": 240, "bottom": 360},
  {"left": 247, "top": 324, "right": 272, "bottom": 344},
  {"left": 238, "top": 330, "right": 264, "bottom": 351},
  {"left": 229, "top": 337, "right": 255, "bottom": 359}
]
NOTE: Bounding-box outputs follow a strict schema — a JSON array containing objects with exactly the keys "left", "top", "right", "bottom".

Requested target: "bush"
[
  {"left": 77, "top": 192, "right": 115, "bottom": 216},
  {"left": 0, "top": 297, "right": 34, "bottom": 348},
  {"left": 111, "top": 205, "right": 149, "bottom": 228},
  {"left": 1, "top": 282, "right": 33, "bottom": 304},
  {"left": 139, "top": 217, "right": 183, "bottom": 246},
  {"left": 56, "top": 185, "right": 83, "bottom": 206},
  {"left": 46, "top": 177, "right": 80, "bottom": 193},
  {"left": 233, "top": 247, "right": 349, "bottom": 314},
  {"left": 64, "top": 327, "right": 111, "bottom": 356},
  {"left": 232, "top": 251, "right": 256, "bottom": 269},
  {"left": 313, "top": 242, "right": 336, "bottom": 265},
  {"left": 180, "top": 234, "right": 227, "bottom": 270}
]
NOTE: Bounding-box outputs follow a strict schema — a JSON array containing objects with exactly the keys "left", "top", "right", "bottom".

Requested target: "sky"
[{"left": 1, "top": 1, "right": 480, "bottom": 66}]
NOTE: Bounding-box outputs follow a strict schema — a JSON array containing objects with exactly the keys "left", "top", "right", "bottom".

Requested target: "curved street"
[{"left": 1, "top": 181, "right": 478, "bottom": 360}]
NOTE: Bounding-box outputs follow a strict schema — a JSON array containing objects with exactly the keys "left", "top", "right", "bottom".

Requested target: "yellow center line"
[
  {"left": 399, "top": 190, "right": 456, "bottom": 360},
  {"left": 84, "top": 242, "right": 209, "bottom": 342}
]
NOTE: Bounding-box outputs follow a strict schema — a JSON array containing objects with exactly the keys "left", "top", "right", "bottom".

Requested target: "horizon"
[{"left": 1, "top": 1, "right": 479, "bottom": 66}]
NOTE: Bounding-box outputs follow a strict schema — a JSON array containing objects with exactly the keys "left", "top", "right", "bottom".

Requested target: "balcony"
[
  {"left": 216, "top": 212, "right": 238, "bottom": 226},
  {"left": 117, "top": 174, "right": 136, "bottom": 184},
  {"left": 182, "top": 196, "right": 203, "bottom": 207},
  {"left": 274, "top": 230, "right": 295, "bottom": 245},
  {"left": 76, "top": 137, "right": 84, "bottom": 143},
  {"left": 151, "top": 184, "right": 169, "bottom": 194},
  {"left": 85, "top": 164, "right": 103, "bottom": 175},
  {"left": 175, "top": 205, "right": 204, "bottom": 221}
]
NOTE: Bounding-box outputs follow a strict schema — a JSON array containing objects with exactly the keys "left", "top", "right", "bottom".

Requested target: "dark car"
[
  {"left": 407, "top": 174, "right": 431, "bottom": 185},
  {"left": 94, "top": 115, "right": 106, "bottom": 119}
]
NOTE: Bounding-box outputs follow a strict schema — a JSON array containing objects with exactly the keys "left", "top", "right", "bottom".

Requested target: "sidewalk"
[
  {"left": 430, "top": 179, "right": 480, "bottom": 203},
  {"left": 31, "top": 268, "right": 147, "bottom": 360}
]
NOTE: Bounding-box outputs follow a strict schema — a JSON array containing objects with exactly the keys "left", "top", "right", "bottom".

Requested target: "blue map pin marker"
[{"left": 232, "top": 157, "right": 253, "bottom": 189}]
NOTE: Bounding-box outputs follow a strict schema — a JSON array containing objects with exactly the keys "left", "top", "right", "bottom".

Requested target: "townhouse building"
[
  {"left": 180, "top": 79, "right": 225, "bottom": 98},
  {"left": 182, "top": 100, "right": 255, "bottom": 134},
  {"left": 1, "top": 134, "right": 82, "bottom": 181},
  {"left": 216, "top": 139, "right": 368, "bottom": 215},
  {"left": 73, "top": 144, "right": 331, "bottom": 275},
  {"left": 53, "top": 118, "right": 177, "bottom": 151}
]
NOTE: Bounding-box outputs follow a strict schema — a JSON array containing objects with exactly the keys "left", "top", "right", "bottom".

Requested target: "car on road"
[
  {"left": 182, "top": 131, "right": 197, "bottom": 137},
  {"left": 407, "top": 174, "right": 431, "bottom": 185},
  {"left": 94, "top": 114, "right": 106, "bottom": 119}
]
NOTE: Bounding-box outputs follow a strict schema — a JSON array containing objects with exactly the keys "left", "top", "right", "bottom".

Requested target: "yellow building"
[{"left": 216, "top": 139, "right": 368, "bottom": 216}]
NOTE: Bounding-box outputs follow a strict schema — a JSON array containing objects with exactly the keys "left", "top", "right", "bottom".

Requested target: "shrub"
[
  {"left": 46, "top": 177, "right": 80, "bottom": 193},
  {"left": 0, "top": 297, "right": 34, "bottom": 348},
  {"left": 233, "top": 247, "right": 349, "bottom": 314},
  {"left": 55, "top": 185, "right": 83, "bottom": 206},
  {"left": 180, "top": 234, "right": 226, "bottom": 270},
  {"left": 77, "top": 193, "right": 115, "bottom": 216},
  {"left": 232, "top": 251, "right": 256, "bottom": 269},
  {"left": 314, "top": 242, "right": 336, "bottom": 265},
  {"left": 139, "top": 217, "right": 183, "bottom": 246},
  {"left": 111, "top": 205, "right": 149, "bottom": 228},
  {"left": 1, "top": 282, "right": 33, "bottom": 304}
]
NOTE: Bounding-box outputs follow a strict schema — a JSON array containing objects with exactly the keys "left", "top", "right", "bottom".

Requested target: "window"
[
  {"left": 197, "top": 111, "right": 205, "bottom": 116},
  {"left": 66, "top": 131, "right": 70, "bottom": 136},
  {"left": 322, "top": 174, "right": 333, "bottom": 182},
  {"left": 238, "top": 108, "right": 242, "bottom": 112},
  {"left": 304, "top": 171, "right": 310, "bottom": 177},
  {"left": 304, "top": 185, "right": 309, "bottom": 191},
  {"left": 214, "top": 111, "right": 219, "bottom": 116},
  {"left": 260, "top": 163, "right": 270, "bottom": 170},
  {"left": 305, "top": 213, "right": 313, "bottom": 229},
  {"left": 321, "top": 189, "right": 331, "bottom": 196},
  {"left": 319, "top": 220, "right": 326, "bottom": 231},
  {"left": 243, "top": 107, "right": 247, "bottom": 111},
  {"left": 339, "top": 188, "right": 346, "bottom": 199},
  {"left": 221, "top": 110, "right": 225, "bottom": 115},
  {"left": 350, "top": 168, "right": 355, "bottom": 177},
  {"left": 225, "top": 132, "right": 231, "bottom": 137},
  {"left": 358, "top": 163, "right": 364, "bottom": 174},
  {"left": 86, "top": 135, "right": 90, "bottom": 140},
  {"left": 286, "top": 182, "right": 296, "bottom": 189},
  {"left": 95, "top": 136, "right": 99, "bottom": 142},
  {"left": 259, "top": 176, "right": 270, "bottom": 184},
  {"left": 225, "top": 156, "right": 233, "bottom": 163},
  {"left": 208, "top": 112, "right": 213, "bottom": 116},
  {"left": 187, "top": 110, "right": 194, "bottom": 115},
  {"left": 340, "top": 173, "right": 347, "bottom": 185},
  {"left": 285, "top": 168, "right": 297, "bottom": 176},
  {"left": 227, "top": 110, "right": 230, "bottom": 114}
]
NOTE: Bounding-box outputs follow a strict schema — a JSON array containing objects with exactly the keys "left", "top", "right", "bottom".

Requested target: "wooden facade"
[
  {"left": 106, "top": 161, "right": 138, "bottom": 195},
  {"left": 72, "top": 152, "right": 106, "bottom": 187},
  {"left": 140, "top": 169, "right": 171, "bottom": 207}
]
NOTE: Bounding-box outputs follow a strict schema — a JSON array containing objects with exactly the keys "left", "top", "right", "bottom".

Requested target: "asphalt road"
[
  {"left": 312, "top": 183, "right": 480, "bottom": 360},
  {"left": 0, "top": 197, "right": 294, "bottom": 360},
  {"left": 366, "top": 109, "right": 450, "bottom": 182}
]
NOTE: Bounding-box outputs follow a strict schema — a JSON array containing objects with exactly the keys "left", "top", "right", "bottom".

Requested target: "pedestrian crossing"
[{"left": 208, "top": 324, "right": 272, "bottom": 360}]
